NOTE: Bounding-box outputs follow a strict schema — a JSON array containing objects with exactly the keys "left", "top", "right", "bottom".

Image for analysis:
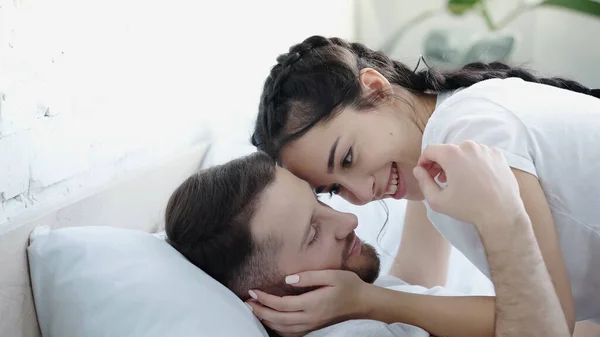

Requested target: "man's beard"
[
  {"left": 341, "top": 234, "right": 381, "bottom": 284},
  {"left": 265, "top": 236, "right": 381, "bottom": 299}
]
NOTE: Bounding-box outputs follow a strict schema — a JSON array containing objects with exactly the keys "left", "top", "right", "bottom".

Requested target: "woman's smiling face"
[{"left": 279, "top": 69, "right": 433, "bottom": 204}]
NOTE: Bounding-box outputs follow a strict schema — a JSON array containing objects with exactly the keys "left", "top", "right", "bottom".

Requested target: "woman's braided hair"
[{"left": 252, "top": 35, "right": 599, "bottom": 160}]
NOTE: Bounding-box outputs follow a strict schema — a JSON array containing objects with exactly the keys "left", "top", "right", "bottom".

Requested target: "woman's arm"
[
  {"left": 389, "top": 200, "right": 451, "bottom": 288},
  {"left": 359, "top": 286, "right": 495, "bottom": 337}
]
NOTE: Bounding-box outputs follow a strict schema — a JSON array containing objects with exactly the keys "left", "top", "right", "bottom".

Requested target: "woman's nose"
[{"left": 341, "top": 178, "right": 376, "bottom": 205}]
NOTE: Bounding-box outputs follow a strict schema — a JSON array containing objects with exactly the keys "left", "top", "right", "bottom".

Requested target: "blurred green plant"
[
  {"left": 380, "top": 0, "right": 600, "bottom": 68},
  {"left": 447, "top": 0, "right": 600, "bottom": 30}
]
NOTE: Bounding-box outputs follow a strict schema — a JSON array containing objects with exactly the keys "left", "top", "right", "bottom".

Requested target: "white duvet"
[
  {"left": 308, "top": 319, "right": 429, "bottom": 337},
  {"left": 306, "top": 275, "right": 455, "bottom": 337}
]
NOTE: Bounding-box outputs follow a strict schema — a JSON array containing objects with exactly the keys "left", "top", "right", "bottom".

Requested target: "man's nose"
[{"left": 334, "top": 211, "right": 358, "bottom": 240}]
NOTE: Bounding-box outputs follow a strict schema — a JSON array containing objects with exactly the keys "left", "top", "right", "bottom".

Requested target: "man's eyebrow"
[{"left": 327, "top": 137, "right": 340, "bottom": 174}]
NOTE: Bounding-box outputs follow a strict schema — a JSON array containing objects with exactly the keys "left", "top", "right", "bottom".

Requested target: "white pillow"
[{"left": 28, "top": 226, "right": 267, "bottom": 337}]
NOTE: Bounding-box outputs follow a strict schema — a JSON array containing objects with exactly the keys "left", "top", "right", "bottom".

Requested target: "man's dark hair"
[{"left": 165, "top": 151, "right": 308, "bottom": 300}]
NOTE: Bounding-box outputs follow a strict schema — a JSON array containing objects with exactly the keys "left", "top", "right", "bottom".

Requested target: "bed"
[
  {"left": 3, "top": 140, "right": 599, "bottom": 337},
  {"left": 0, "top": 142, "right": 211, "bottom": 337}
]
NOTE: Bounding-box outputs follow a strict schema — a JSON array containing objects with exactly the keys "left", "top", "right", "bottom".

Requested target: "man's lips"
[{"left": 348, "top": 235, "right": 361, "bottom": 257}]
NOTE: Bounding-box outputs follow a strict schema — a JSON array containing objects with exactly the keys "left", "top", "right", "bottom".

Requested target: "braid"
[
  {"left": 252, "top": 35, "right": 599, "bottom": 162},
  {"left": 336, "top": 40, "right": 599, "bottom": 99},
  {"left": 408, "top": 62, "right": 600, "bottom": 99},
  {"left": 347, "top": 41, "right": 420, "bottom": 92},
  {"left": 252, "top": 36, "right": 336, "bottom": 156}
]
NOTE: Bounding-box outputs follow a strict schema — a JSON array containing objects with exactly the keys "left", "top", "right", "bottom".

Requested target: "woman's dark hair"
[
  {"left": 251, "top": 35, "right": 600, "bottom": 160},
  {"left": 164, "top": 152, "right": 282, "bottom": 299}
]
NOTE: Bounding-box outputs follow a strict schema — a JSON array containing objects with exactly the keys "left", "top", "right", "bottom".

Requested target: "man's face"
[{"left": 251, "top": 167, "right": 380, "bottom": 284}]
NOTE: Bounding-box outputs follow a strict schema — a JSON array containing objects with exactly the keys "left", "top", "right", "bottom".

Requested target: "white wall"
[
  {"left": 0, "top": 0, "right": 354, "bottom": 233},
  {"left": 356, "top": 0, "right": 600, "bottom": 87}
]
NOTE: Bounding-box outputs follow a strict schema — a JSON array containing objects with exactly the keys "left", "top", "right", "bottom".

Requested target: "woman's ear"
[{"left": 359, "top": 68, "right": 392, "bottom": 98}]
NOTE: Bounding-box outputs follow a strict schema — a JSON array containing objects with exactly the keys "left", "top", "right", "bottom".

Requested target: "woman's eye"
[{"left": 342, "top": 147, "right": 353, "bottom": 168}]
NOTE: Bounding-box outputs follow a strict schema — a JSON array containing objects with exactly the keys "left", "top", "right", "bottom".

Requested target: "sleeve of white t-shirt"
[{"left": 425, "top": 95, "right": 537, "bottom": 177}]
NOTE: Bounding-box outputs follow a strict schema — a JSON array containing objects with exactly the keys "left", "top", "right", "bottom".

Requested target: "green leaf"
[
  {"left": 447, "top": 0, "right": 481, "bottom": 15},
  {"left": 540, "top": 0, "right": 600, "bottom": 18},
  {"left": 423, "top": 29, "right": 468, "bottom": 65},
  {"left": 462, "top": 35, "right": 515, "bottom": 64}
]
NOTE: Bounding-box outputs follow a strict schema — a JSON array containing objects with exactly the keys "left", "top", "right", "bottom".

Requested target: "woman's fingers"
[
  {"left": 284, "top": 269, "right": 349, "bottom": 287},
  {"left": 262, "top": 320, "right": 313, "bottom": 336},
  {"left": 249, "top": 289, "right": 304, "bottom": 312},
  {"left": 247, "top": 300, "right": 306, "bottom": 325},
  {"left": 413, "top": 166, "right": 443, "bottom": 206},
  {"left": 438, "top": 170, "right": 447, "bottom": 183},
  {"left": 418, "top": 144, "right": 458, "bottom": 168}
]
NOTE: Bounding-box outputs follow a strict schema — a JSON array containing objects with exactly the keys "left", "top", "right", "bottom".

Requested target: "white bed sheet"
[{"left": 308, "top": 319, "right": 429, "bottom": 337}]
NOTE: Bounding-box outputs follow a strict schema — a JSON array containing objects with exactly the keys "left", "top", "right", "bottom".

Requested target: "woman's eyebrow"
[{"left": 327, "top": 137, "right": 340, "bottom": 174}]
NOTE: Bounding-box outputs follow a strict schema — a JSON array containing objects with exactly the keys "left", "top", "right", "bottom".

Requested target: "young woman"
[{"left": 248, "top": 35, "right": 600, "bottom": 336}]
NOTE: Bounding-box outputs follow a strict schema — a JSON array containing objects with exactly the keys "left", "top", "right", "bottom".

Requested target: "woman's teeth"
[{"left": 386, "top": 165, "right": 399, "bottom": 195}]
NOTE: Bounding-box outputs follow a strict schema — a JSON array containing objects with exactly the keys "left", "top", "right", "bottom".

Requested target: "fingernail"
[
  {"left": 285, "top": 275, "right": 300, "bottom": 284},
  {"left": 245, "top": 303, "right": 253, "bottom": 312},
  {"left": 248, "top": 290, "right": 258, "bottom": 299}
]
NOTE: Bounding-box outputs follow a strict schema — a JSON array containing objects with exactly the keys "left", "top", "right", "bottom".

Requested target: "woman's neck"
[
  {"left": 412, "top": 93, "right": 438, "bottom": 133},
  {"left": 390, "top": 85, "right": 438, "bottom": 132},
  {"left": 418, "top": 93, "right": 438, "bottom": 120}
]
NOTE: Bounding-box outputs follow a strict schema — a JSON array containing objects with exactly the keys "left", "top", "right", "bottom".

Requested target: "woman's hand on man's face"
[{"left": 245, "top": 269, "right": 370, "bottom": 336}]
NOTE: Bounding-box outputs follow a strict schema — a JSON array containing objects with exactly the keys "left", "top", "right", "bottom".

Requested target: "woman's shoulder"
[
  {"left": 426, "top": 79, "right": 524, "bottom": 144},
  {"left": 429, "top": 76, "right": 600, "bottom": 139},
  {"left": 436, "top": 77, "right": 527, "bottom": 113},
  {"left": 437, "top": 77, "right": 599, "bottom": 116},
  {"left": 423, "top": 79, "right": 540, "bottom": 175}
]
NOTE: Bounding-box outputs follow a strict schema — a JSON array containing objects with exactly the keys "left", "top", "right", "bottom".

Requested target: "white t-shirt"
[
  {"left": 307, "top": 276, "right": 455, "bottom": 337},
  {"left": 422, "top": 77, "right": 600, "bottom": 323}
]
